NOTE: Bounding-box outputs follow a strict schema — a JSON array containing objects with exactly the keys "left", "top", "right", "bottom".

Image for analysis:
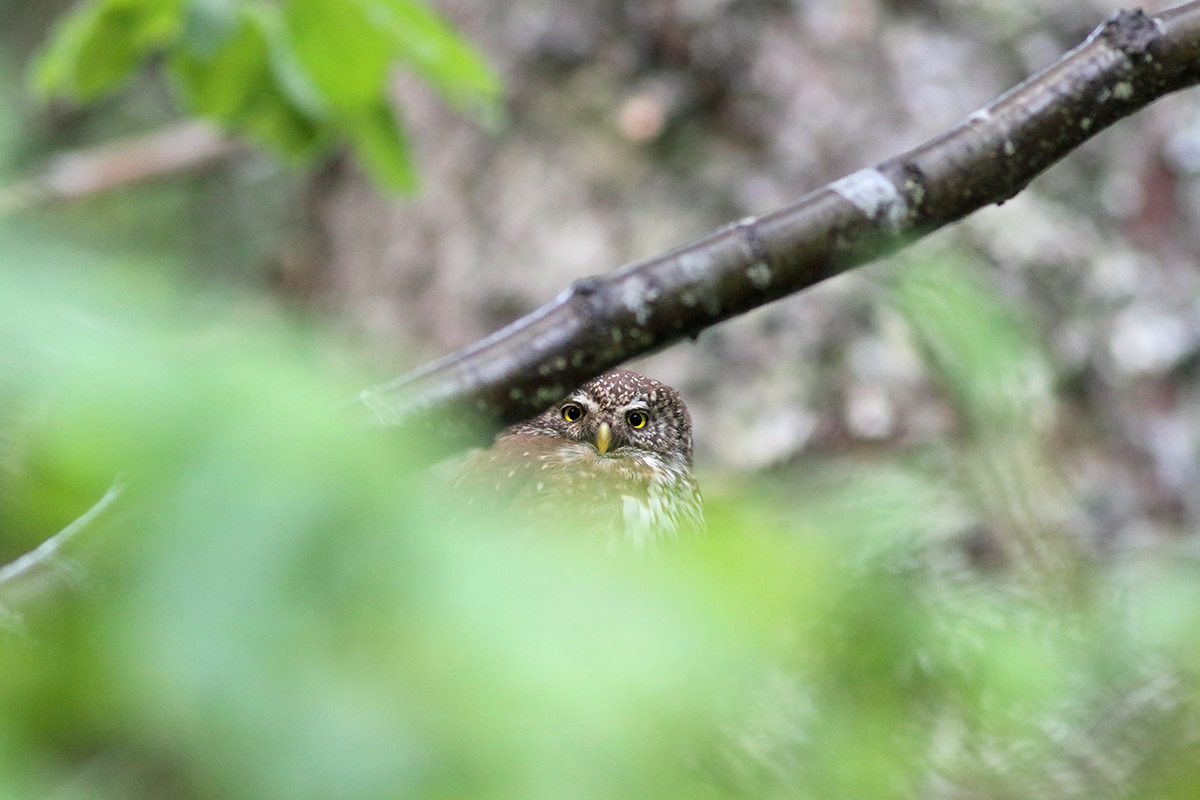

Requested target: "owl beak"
[{"left": 595, "top": 422, "right": 612, "bottom": 455}]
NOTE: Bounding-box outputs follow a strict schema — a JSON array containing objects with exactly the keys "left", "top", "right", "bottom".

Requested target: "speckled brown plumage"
[{"left": 453, "top": 370, "right": 704, "bottom": 548}]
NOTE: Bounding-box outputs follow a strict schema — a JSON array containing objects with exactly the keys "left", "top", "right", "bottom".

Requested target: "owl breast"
[
  {"left": 454, "top": 434, "right": 702, "bottom": 548},
  {"left": 529, "top": 442, "right": 700, "bottom": 549}
]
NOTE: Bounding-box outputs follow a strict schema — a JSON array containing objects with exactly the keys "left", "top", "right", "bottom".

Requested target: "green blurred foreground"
[{"left": 3, "top": 224, "right": 1200, "bottom": 800}]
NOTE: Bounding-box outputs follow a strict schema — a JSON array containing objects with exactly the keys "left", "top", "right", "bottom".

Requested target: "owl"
[{"left": 453, "top": 370, "right": 704, "bottom": 549}]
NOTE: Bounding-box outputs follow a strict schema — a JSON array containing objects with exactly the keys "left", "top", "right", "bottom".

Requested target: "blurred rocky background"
[{"left": 6, "top": 0, "right": 1200, "bottom": 561}]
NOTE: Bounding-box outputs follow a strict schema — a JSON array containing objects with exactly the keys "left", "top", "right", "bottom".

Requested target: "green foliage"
[
  {"left": 342, "top": 100, "right": 416, "bottom": 193},
  {"left": 4, "top": 230, "right": 1200, "bottom": 798},
  {"left": 171, "top": 5, "right": 327, "bottom": 159},
  {"left": 30, "top": 0, "right": 503, "bottom": 192},
  {"left": 887, "top": 253, "right": 1054, "bottom": 437},
  {"left": 886, "top": 248, "right": 1078, "bottom": 575},
  {"left": 359, "top": 0, "right": 504, "bottom": 124},
  {"left": 32, "top": 0, "right": 185, "bottom": 101}
]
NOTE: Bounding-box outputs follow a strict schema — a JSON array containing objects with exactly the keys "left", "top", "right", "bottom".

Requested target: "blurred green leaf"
[
  {"left": 170, "top": 6, "right": 326, "bottom": 158},
  {"left": 0, "top": 228, "right": 749, "bottom": 799},
  {"left": 31, "top": 0, "right": 502, "bottom": 194},
  {"left": 369, "top": 0, "right": 503, "bottom": 125},
  {"left": 7, "top": 228, "right": 1200, "bottom": 798},
  {"left": 283, "top": 0, "right": 394, "bottom": 111},
  {"left": 31, "top": 0, "right": 185, "bottom": 100},
  {"left": 343, "top": 101, "right": 416, "bottom": 192},
  {"left": 888, "top": 255, "right": 1054, "bottom": 435},
  {"left": 886, "top": 251, "right": 1081, "bottom": 578},
  {"left": 179, "top": 0, "right": 239, "bottom": 57}
]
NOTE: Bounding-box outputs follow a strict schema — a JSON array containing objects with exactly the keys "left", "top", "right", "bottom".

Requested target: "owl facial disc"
[{"left": 457, "top": 368, "right": 704, "bottom": 544}]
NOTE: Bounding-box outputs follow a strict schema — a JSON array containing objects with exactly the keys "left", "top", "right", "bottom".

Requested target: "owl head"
[{"left": 506, "top": 369, "right": 694, "bottom": 466}]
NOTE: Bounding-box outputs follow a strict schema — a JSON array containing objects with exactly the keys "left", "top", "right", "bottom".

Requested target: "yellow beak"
[{"left": 595, "top": 422, "right": 611, "bottom": 455}]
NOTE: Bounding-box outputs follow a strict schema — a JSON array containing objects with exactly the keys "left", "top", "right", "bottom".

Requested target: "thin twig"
[
  {"left": 0, "top": 121, "right": 238, "bottom": 217},
  {"left": 0, "top": 482, "right": 123, "bottom": 628},
  {"left": 0, "top": 483, "right": 122, "bottom": 588}
]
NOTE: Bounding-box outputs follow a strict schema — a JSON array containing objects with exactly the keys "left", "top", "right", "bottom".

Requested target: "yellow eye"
[
  {"left": 625, "top": 410, "right": 648, "bottom": 429},
  {"left": 562, "top": 403, "right": 584, "bottom": 422}
]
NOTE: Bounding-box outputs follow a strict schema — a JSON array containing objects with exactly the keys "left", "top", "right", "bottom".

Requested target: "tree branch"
[{"left": 361, "top": 4, "right": 1200, "bottom": 451}]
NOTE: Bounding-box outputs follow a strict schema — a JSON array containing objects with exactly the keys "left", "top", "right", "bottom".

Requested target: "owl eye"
[
  {"left": 561, "top": 403, "right": 584, "bottom": 422},
  {"left": 625, "top": 410, "right": 648, "bottom": 429}
]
